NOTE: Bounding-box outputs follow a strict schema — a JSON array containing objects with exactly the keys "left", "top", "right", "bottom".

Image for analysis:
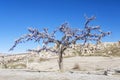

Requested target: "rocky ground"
[
  {"left": 0, "top": 56, "right": 120, "bottom": 80},
  {"left": 0, "top": 69, "right": 120, "bottom": 80}
]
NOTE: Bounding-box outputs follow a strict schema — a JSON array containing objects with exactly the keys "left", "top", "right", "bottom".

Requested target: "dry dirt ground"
[{"left": 0, "top": 56, "right": 120, "bottom": 80}]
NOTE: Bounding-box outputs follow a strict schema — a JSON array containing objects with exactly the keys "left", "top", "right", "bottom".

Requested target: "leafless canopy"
[{"left": 9, "top": 16, "right": 111, "bottom": 53}]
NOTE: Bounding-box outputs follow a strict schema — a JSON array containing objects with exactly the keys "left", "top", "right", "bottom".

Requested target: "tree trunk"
[{"left": 58, "top": 51, "right": 63, "bottom": 71}]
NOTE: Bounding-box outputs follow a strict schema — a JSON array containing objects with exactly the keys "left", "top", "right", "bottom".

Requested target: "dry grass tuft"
[{"left": 72, "top": 63, "right": 80, "bottom": 70}]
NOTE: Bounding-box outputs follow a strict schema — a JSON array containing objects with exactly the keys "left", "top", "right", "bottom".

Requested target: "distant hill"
[{"left": 0, "top": 41, "right": 120, "bottom": 69}]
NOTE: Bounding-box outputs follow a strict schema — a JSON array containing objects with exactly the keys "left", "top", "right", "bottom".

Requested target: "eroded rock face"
[
  {"left": 28, "top": 41, "right": 120, "bottom": 57},
  {"left": 70, "top": 42, "right": 120, "bottom": 56},
  {"left": 0, "top": 41, "right": 120, "bottom": 69}
]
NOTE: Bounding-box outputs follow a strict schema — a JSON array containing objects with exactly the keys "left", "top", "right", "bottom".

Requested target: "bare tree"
[{"left": 9, "top": 16, "right": 110, "bottom": 71}]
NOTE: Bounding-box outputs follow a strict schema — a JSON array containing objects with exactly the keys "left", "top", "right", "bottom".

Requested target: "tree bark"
[
  {"left": 58, "top": 44, "right": 63, "bottom": 71},
  {"left": 58, "top": 51, "right": 63, "bottom": 71}
]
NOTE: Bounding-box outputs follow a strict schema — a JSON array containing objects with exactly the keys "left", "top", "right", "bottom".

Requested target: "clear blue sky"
[{"left": 0, "top": 0, "right": 120, "bottom": 54}]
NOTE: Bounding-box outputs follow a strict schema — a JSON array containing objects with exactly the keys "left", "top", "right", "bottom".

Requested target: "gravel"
[{"left": 0, "top": 69, "right": 120, "bottom": 80}]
